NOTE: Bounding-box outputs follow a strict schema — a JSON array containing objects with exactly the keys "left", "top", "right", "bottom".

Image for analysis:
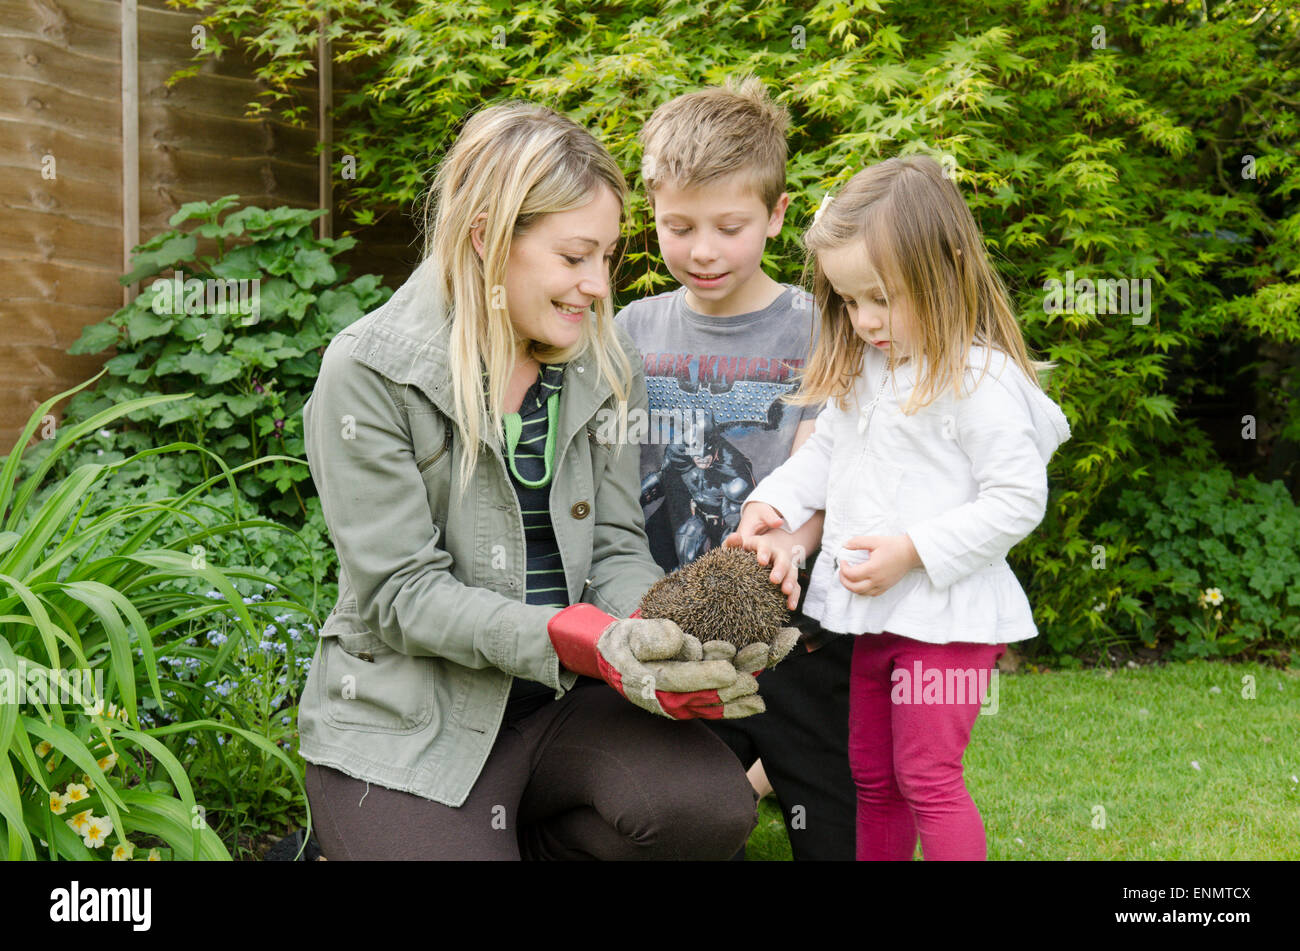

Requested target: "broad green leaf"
[
  {"left": 122, "top": 233, "right": 197, "bottom": 285},
  {"left": 125, "top": 311, "right": 175, "bottom": 343},
  {"left": 69, "top": 323, "right": 120, "bottom": 356},
  {"left": 289, "top": 248, "right": 336, "bottom": 289}
]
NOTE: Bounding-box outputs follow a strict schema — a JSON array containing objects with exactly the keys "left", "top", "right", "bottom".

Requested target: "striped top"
[{"left": 503, "top": 361, "right": 569, "bottom": 719}]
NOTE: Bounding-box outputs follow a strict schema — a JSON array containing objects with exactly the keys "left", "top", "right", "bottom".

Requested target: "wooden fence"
[{"left": 0, "top": 0, "right": 419, "bottom": 455}]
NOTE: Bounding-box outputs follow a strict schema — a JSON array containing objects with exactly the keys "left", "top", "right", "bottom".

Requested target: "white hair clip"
[{"left": 813, "top": 192, "right": 834, "bottom": 224}]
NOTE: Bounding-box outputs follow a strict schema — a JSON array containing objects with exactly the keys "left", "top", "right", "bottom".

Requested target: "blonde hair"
[
  {"left": 639, "top": 76, "right": 789, "bottom": 211},
  {"left": 793, "top": 155, "right": 1048, "bottom": 412},
  {"left": 421, "top": 102, "right": 632, "bottom": 491}
]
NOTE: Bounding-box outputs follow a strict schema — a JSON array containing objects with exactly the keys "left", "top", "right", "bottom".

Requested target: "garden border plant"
[
  {"left": 1095, "top": 464, "right": 1300, "bottom": 662},
  {"left": 1, "top": 378, "right": 322, "bottom": 860}
]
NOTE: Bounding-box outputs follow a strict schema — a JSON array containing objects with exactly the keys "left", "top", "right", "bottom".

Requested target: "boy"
[{"left": 615, "top": 77, "right": 855, "bottom": 861}]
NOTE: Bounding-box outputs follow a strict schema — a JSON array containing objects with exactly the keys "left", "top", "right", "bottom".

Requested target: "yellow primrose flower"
[
  {"left": 50, "top": 792, "right": 68, "bottom": 815},
  {"left": 118, "top": 707, "right": 130, "bottom": 724},
  {"left": 46, "top": 758, "right": 57, "bottom": 773},
  {"left": 1204, "top": 588, "right": 1224, "bottom": 606},
  {"left": 81, "top": 773, "right": 96, "bottom": 791},
  {"left": 64, "top": 783, "right": 89, "bottom": 803},
  {"left": 35, "top": 741, "right": 52, "bottom": 757},
  {"left": 83, "top": 697, "right": 104, "bottom": 717},
  {"left": 147, "top": 848, "right": 161, "bottom": 861},
  {"left": 83, "top": 816, "right": 113, "bottom": 849},
  {"left": 107, "top": 703, "right": 118, "bottom": 719},
  {"left": 112, "top": 841, "right": 135, "bottom": 861},
  {"left": 1215, "top": 610, "right": 1223, "bottom": 620},
  {"left": 96, "top": 752, "right": 118, "bottom": 772},
  {"left": 66, "top": 809, "right": 94, "bottom": 834}
]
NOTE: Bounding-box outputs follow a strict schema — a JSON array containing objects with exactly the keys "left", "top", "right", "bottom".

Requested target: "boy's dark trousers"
[{"left": 706, "top": 624, "right": 857, "bottom": 861}]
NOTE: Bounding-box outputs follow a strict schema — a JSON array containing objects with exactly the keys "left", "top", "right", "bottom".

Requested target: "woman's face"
[{"left": 500, "top": 186, "right": 622, "bottom": 353}]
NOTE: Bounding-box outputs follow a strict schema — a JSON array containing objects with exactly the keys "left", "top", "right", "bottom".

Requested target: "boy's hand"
[
  {"left": 734, "top": 501, "right": 785, "bottom": 538},
  {"left": 838, "top": 534, "right": 922, "bottom": 597},
  {"left": 723, "top": 528, "right": 803, "bottom": 610}
]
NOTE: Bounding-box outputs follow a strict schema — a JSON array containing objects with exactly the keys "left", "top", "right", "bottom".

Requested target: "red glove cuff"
[
  {"left": 657, "top": 689, "right": 725, "bottom": 720},
  {"left": 547, "top": 603, "right": 617, "bottom": 679}
]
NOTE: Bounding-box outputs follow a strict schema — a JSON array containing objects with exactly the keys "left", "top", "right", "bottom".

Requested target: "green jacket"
[{"left": 296, "top": 261, "right": 663, "bottom": 806}]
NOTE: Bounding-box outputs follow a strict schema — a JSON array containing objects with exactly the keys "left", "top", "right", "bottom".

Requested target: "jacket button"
[{"left": 570, "top": 501, "right": 590, "bottom": 519}]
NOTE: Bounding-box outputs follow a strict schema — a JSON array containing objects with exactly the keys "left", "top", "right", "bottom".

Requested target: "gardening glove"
[
  {"left": 700, "top": 626, "right": 802, "bottom": 674},
  {"left": 547, "top": 603, "right": 767, "bottom": 720}
]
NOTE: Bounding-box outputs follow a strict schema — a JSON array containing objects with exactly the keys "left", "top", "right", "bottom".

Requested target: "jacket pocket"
[
  {"left": 416, "top": 435, "right": 451, "bottom": 473},
  {"left": 446, "top": 664, "right": 503, "bottom": 734},
  {"left": 414, "top": 411, "right": 454, "bottom": 472},
  {"left": 321, "top": 622, "right": 437, "bottom": 734},
  {"left": 585, "top": 424, "right": 611, "bottom": 474},
  {"left": 412, "top": 412, "right": 454, "bottom": 536}
]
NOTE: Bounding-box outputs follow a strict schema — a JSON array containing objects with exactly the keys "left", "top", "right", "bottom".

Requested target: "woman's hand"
[
  {"left": 547, "top": 605, "right": 765, "bottom": 719},
  {"left": 723, "top": 528, "right": 804, "bottom": 611},
  {"left": 837, "top": 534, "right": 922, "bottom": 597}
]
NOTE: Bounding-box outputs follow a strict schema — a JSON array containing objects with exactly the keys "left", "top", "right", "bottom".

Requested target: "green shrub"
[
  {"left": 58, "top": 196, "right": 392, "bottom": 522},
  {"left": 171, "top": 0, "right": 1299, "bottom": 658}
]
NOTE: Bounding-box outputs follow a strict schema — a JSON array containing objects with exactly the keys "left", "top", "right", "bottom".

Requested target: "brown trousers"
[{"left": 305, "top": 680, "right": 757, "bottom": 860}]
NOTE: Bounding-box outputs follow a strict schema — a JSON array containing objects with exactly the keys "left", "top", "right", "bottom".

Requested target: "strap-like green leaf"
[
  {"left": 3, "top": 392, "right": 189, "bottom": 534},
  {"left": 114, "top": 787, "right": 231, "bottom": 861},
  {"left": 0, "top": 372, "right": 107, "bottom": 523}
]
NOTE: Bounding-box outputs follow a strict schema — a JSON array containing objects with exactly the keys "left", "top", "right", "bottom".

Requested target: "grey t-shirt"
[{"left": 615, "top": 285, "right": 820, "bottom": 573}]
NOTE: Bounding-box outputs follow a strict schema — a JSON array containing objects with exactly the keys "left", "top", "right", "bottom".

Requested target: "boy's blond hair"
[{"left": 639, "top": 76, "right": 789, "bottom": 211}]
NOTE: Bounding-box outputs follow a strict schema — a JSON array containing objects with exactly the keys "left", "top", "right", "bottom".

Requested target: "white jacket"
[{"left": 747, "top": 344, "right": 1070, "bottom": 644}]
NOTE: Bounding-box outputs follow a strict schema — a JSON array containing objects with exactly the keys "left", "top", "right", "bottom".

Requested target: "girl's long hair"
[
  {"left": 421, "top": 102, "right": 632, "bottom": 489},
  {"left": 792, "top": 155, "right": 1047, "bottom": 412}
]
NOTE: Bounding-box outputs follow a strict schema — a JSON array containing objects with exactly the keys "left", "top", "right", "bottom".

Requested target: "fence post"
[
  {"left": 318, "top": 14, "right": 332, "bottom": 241},
  {"left": 121, "top": 0, "right": 140, "bottom": 305}
]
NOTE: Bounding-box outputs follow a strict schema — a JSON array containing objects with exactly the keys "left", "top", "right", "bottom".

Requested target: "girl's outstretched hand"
[
  {"left": 723, "top": 527, "right": 803, "bottom": 611},
  {"left": 838, "top": 534, "right": 923, "bottom": 597}
]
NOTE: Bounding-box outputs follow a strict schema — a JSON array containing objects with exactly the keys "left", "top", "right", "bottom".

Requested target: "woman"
[{"left": 296, "top": 102, "right": 778, "bottom": 859}]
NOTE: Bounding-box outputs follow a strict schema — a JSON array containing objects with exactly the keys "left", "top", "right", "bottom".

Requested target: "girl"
[
  {"left": 727, "top": 155, "right": 1070, "bottom": 860},
  {"left": 297, "top": 102, "right": 774, "bottom": 860}
]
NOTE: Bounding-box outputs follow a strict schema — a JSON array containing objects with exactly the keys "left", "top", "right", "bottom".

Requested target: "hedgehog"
[{"left": 638, "top": 545, "right": 792, "bottom": 651}]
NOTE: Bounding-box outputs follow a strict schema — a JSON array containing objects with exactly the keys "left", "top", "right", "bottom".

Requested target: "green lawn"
[{"left": 745, "top": 660, "right": 1300, "bottom": 860}]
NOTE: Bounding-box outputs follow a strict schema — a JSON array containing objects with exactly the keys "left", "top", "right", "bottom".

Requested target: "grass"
[
  {"left": 743, "top": 660, "right": 1300, "bottom": 860},
  {"left": 745, "top": 799, "right": 794, "bottom": 861}
]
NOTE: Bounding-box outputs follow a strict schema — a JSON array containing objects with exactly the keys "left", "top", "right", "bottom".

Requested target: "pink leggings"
[{"left": 848, "top": 632, "right": 1004, "bottom": 861}]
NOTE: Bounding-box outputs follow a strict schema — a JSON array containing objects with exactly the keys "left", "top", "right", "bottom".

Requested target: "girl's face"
[
  {"left": 488, "top": 186, "right": 622, "bottom": 354},
  {"left": 817, "top": 243, "right": 915, "bottom": 357}
]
